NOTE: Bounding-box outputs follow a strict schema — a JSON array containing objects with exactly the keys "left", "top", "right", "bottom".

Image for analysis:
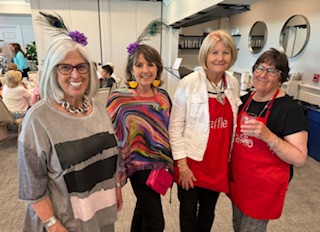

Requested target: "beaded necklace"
[{"left": 60, "top": 96, "right": 90, "bottom": 114}]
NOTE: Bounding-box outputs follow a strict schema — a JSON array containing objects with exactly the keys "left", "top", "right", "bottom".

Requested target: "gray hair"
[{"left": 40, "top": 36, "right": 98, "bottom": 102}]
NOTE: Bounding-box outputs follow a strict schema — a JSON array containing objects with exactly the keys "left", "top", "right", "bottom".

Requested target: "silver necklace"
[
  {"left": 245, "top": 98, "right": 271, "bottom": 117},
  {"left": 207, "top": 77, "right": 225, "bottom": 105},
  {"left": 60, "top": 96, "right": 90, "bottom": 114}
]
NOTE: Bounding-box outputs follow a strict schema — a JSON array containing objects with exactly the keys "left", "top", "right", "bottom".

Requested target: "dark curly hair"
[{"left": 252, "top": 48, "right": 290, "bottom": 83}]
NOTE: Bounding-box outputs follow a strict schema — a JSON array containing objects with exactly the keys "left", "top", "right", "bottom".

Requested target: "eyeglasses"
[
  {"left": 254, "top": 64, "right": 282, "bottom": 77},
  {"left": 56, "top": 63, "right": 90, "bottom": 75}
]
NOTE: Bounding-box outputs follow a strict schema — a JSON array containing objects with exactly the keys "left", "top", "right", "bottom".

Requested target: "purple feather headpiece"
[
  {"left": 69, "top": 30, "right": 88, "bottom": 46},
  {"left": 37, "top": 11, "right": 88, "bottom": 46},
  {"left": 127, "top": 42, "right": 139, "bottom": 55},
  {"left": 126, "top": 19, "right": 167, "bottom": 55}
]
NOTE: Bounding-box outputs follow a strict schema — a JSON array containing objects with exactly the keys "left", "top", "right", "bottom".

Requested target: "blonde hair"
[
  {"left": 5, "top": 70, "right": 22, "bottom": 88},
  {"left": 198, "top": 30, "right": 237, "bottom": 70}
]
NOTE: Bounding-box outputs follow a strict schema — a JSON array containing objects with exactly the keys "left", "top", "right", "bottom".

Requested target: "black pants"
[
  {"left": 130, "top": 170, "right": 165, "bottom": 232},
  {"left": 21, "top": 67, "right": 30, "bottom": 78},
  {"left": 178, "top": 185, "right": 220, "bottom": 232}
]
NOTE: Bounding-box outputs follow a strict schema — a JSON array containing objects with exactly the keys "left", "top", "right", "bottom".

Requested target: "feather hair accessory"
[
  {"left": 127, "top": 19, "right": 167, "bottom": 55},
  {"left": 37, "top": 11, "right": 88, "bottom": 46}
]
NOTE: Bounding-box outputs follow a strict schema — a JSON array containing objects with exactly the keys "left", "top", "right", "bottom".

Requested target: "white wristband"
[{"left": 43, "top": 216, "right": 58, "bottom": 230}]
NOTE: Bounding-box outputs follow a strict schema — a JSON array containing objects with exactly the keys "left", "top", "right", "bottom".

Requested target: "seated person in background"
[
  {"left": 7, "top": 63, "right": 18, "bottom": 71},
  {"left": 31, "top": 71, "right": 41, "bottom": 105},
  {"left": 100, "top": 63, "right": 116, "bottom": 88},
  {"left": 2, "top": 70, "right": 32, "bottom": 118},
  {"left": 105, "top": 62, "right": 122, "bottom": 88},
  {"left": 0, "top": 47, "right": 8, "bottom": 74}
]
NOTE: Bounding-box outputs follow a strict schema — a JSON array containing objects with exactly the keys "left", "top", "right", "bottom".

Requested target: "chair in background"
[
  {"left": 0, "top": 98, "right": 24, "bottom": 138},
  {"left": 95, "top": 87, "right": 110, "bottom": 107}
]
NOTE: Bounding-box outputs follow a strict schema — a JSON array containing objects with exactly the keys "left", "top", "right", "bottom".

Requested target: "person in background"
[
  {"left": 106, "top": 61, "right": 122, "bottom": 88},
  {"left": 12, "top": 43, "right": 30, "bottom": 78},
  {"left": 2, "top": 70, "right": 32, "bottom": 118},
  {"left": 107, "top": 42, "right": 173, "bottom": 232},
  {"left": 229, "top": 48, "right": 308, "bottom": 232},
  {"left": 100, "top": 63, "right": 116, "bottom": 88},
  {"left": 7, "top": 63, "right": 18, "bottom": 71},
  {"left": 9, "top": 43, "right": 16, "bottom": 62},
  {"left": 18, "top": 12, "right": 122, "bottom": 232},
  {"left": 31, "top": 71, "right": 41, "bottom": 105},
  {"left": 169, "top": 30, "right": 241, "bottom": 232},
  {"left": 0, "top": 47, "right": 8, "bottom": 74}
]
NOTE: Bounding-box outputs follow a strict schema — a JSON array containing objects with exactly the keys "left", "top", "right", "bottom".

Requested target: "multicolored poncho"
[{"left": 107, "top": 88, "right": 173, "bottom": 185}]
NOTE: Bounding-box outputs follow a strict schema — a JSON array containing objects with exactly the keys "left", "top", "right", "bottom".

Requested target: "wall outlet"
[{"left": 313, "top": 74, "right": 320, "bottom": 83}]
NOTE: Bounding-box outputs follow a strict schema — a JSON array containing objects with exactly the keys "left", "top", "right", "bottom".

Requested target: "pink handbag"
[{"left": 146, "top": 169, "right": 173, "bottom": 196}]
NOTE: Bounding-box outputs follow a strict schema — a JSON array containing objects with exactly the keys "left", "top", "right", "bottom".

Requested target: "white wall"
[
  {"left": 100, "top": 0, "right": 162, "bottom": 79},
  {"left": 0, "top": 15, "right": 35, "bottom": 57},
  {"left": 29, "top": 0, "right": 161, "bottom": 79}
]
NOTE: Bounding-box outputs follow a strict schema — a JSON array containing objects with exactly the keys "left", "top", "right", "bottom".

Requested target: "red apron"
[
  {"left": 174, "top": 96, "right": 233, "bottom": 193},
  {"left": 229, "top": 89, "right": 290, "bottom": 220}
]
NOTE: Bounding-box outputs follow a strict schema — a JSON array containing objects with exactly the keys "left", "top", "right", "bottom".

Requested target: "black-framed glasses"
[
  {"left": 254, "top": 64, "right": 282, "bottom": 77},
  {"left": 56, "top": 63, "right": 90, "bottom": 75}
]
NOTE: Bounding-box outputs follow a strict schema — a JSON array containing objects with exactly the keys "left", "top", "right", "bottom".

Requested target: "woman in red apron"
[
  {"left": 169, "top": 30, "right": 242, "bottom": 232},
  {"left": 229, "top": 48, "right": 308, "bottom": 232}
]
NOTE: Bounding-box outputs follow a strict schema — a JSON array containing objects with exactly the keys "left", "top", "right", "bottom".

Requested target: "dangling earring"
[
  {"left": 152, "top": 80, "right": 160, "bottom": 87},
  {"left": 128, "top": 74, "right": 138, "bottom": 88}
]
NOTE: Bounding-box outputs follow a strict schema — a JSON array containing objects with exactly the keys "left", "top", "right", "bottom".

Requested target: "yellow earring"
[
  {"left": 128, "top": 74, "right": 138, "bottom": 88},
  {"left": 128, "top": 81, "right": 138, "bottom": 88},
  {"left": 152, "top": 80, "right": 160, "bottom": 87}
]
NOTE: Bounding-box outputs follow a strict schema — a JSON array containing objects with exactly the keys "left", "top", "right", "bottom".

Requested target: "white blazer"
[{"left": 169, "top": 67, "right": 242, "bottom": 162}]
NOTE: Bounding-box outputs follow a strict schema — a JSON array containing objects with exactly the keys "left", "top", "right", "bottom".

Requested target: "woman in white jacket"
[{"left": 169, "top": 30, "right": 242, "bottom": 232}]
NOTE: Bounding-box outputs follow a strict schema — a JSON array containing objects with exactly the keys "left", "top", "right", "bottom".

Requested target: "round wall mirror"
[
  {"left": 248, "top": 21, "right": 267, "bottom": 54},
  {"left": 280, "top": 15, "right": 310, "bottom": 58}
]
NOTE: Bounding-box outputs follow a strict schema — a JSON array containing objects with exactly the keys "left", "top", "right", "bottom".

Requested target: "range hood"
[{"left": 170, "top": 3, "right": 250, "bottom": 28}]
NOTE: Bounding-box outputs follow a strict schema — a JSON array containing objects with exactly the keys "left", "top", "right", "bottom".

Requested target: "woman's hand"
[
  {"left": 47, "top": 221, "right": 69, "bottom": 232},
  {"left": 116, "top": 186, "right": 123, "bottom": 211},
  {"left": 240, "top": 117, "right": 308, "bottom": 166},
  {"left": 240, "top": 118, "right": 272, "bottom": 141},
  {"left": 177, "top": 161, "right": 197, "bottom": 190}
]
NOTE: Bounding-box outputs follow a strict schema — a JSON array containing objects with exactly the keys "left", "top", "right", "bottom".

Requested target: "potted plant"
[{"left": 26, "top": 41, "right": 38, "bottom": 71}]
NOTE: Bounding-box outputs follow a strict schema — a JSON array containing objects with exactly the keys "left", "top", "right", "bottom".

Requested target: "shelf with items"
[
  {"left": 179, "top": 35, "right": 205, "bottom": 49},
  {"left": 250, "top": 35, "right": 265, "bottom": 48}
]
